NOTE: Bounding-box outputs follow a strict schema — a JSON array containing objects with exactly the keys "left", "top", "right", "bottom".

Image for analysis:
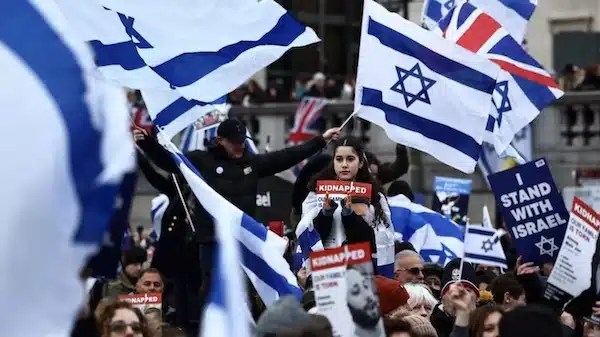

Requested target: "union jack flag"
[
  {"left": 288, "top": 96, "right": 327, "bottom": 175},
  {"left": 435, "top": 2, "right": 563, "bottom": 154}
]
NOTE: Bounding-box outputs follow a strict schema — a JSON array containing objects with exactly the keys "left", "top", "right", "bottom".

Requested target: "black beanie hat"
[
  {"left": 441, "top": 258, "right": 480, "bottom": 297},
  {"left": 499, "top": 305, "right": 563, "bottom": 337},
  {"left": 122, "top": 247, "right": 147, "bottom": 267},
  {"left": 394, "top": 241, "right": 417, "bottom": 254}
]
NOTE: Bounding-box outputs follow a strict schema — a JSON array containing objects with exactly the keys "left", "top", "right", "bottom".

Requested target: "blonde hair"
[{"left": 404, "top": 283, "right": 438, "bottom": 309}]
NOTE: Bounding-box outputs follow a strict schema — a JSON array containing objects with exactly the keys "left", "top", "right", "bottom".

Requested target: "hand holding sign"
[
  {"left": 347, "top": 196, "right": 369, "bottom": 216},
  {"left": 316, "top": 180, "right": 372, "bottom": 209},
  {"left": 516, "top": 256, "right": 540, "bottom": 275}
]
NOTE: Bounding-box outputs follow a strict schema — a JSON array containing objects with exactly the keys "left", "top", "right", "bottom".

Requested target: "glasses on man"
[
  {"left": 399, "top": 267, "right": 424, "bottom": 275},
  {"left": 110, "top": 321, "right": 143, "bottom": 334}
]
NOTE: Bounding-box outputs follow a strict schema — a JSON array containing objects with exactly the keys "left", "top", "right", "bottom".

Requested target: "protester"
[
  {"left": 430, "top": 259, "right": 480, "bottom": 337},
  {"left": 103, "top": 247, "right": 148, "bottom": 299},
  {"left": 291, "top": 144, "right": 409, "bottom": 225},
  {"left": 498, "top": 305, "right": 565, "bottom": 337},
  {"left": 136, "top": 268, "right": 164, "bottom": 294},
  {"left": 375, "top": 276, "right": 411, "bottom": 317},
  {"left": 96, "top": 301, "right": 150, "bottom": 337},
  {"left": 144, "top": 307, "right": 162, "bottom": 337},
  {"left": 299, "top": 136, "right": 394, "bottom": 273},
  {"left": 135, "top": 119, "right": 340, "bottom": 331},
  {"left": 422, "top": 264, "right": 444, "bottom": 300},
  {"left": 254, "top": 296, "right": 334, "bottom": 337},
  {"left": 488, "top": 275, "right": 526, "bottom": 312},
  {"left": 401, "top": 283, "right": 438, "bottom": 319},
  {"left": 384, "top": 318, "right": 414, "bottom": 337},
  {"left": 394, "top": 250, "right": 425, "bottom": 285}
]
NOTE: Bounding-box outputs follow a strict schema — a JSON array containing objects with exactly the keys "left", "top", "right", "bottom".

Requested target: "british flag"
[
  {"left": 288, "top": 96, "right": 327, "bottom": 175},
  {"left": 435, "top": 2, "right": 563, "bottom": 154}
]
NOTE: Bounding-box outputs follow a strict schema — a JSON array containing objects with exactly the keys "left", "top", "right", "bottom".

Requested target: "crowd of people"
[
  {"left": 75, "top": 117, "right": 599, "bottom": 337},
  {"left": 228, "top": 72, "right": 356, "bottom": 105}
]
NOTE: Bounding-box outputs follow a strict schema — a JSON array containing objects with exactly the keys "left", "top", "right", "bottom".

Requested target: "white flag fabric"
[
  {"left": 463, "top": 224, "right": 508, "bottom": 269},
  {"left": 150, "top": 194, "right": 170, "bottom": 239},
  {"left": 160, "top": 136, "right": 302, "bottom": 308},
  {"left": 479, "top": 124, "right": 532, "bottom": 185},
  {"left": 0, "top": 1, "right": 134, "bottom": 336},
  {"left": 355, "top": 0, "right": 501, "bottom": 173}
]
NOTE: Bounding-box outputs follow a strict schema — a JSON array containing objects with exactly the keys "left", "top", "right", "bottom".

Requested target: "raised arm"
[
  {"left": 253, "top": 128, "right": 340, "bottom": 178},
  {"left": 134, "top": 128, "right": 178, "bottom": 173},
  {"left": 377, "top": 144, "right": 409, "bottom": 184}
]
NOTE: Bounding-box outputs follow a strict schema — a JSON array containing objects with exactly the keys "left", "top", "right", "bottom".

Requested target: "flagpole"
[
  {"left": 171, "top": 173, "right": 196, "bottom": 234},
  {"left": 458, "top": 223, "right": 467, "bottom": 280}
]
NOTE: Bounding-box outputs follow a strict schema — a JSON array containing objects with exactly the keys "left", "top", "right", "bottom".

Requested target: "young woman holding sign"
[{"left": 298, "top": 136, "right": 395, "bottom": 277}]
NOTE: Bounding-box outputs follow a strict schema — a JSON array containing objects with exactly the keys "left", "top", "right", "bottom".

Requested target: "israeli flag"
[
  {"left": 463, "top": 224, "right": 508, "bottom": 269},
  {"left": 150, "top": 194, "right": 169, "bottom": 239},
  {"left": 421, "top": 0, "right": 458, "bottom": 30},
  {"left": 53, "top": 0, "right": 318, "bottom": 119},
  {"left": 355, "top": 0, "right": 501, "bottom": 173},
  {"left": 161, "top": 137, "right": 301, "bottom": 308},
  {"left": 389, "top": 195, "right": 464, "bottom": 266},
  {"left": 0, "top": 1, "right": 134, "bottom": 336}
]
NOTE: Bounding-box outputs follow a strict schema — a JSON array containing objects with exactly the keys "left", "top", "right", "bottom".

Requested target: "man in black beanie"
[
  {"left": 103, "top": 246, "right": 147, "bottom": 298},
  {"left": 430, "top": 258, "right": 480, "bottom": 337}
]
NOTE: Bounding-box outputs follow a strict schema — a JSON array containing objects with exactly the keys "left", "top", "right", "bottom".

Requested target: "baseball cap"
[{"left": 216, "top": 119, "right": 248, "bottom": 144}]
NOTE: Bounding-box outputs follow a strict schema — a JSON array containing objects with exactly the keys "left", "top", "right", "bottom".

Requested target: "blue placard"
[
  {"left": 488, "top": 158, "right": 570, "bottom": 265},
  {"left": 431, "top": 177, "right": 472, "bottom": 225}
]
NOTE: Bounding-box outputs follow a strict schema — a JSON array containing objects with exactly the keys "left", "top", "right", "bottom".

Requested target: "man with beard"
[{"left": 346, "top": 264, "right": 385, "bottom": 337}]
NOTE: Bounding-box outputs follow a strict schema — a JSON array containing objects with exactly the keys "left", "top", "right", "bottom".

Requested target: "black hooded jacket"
[{"left": 137, "top": 135, "right": 327, "bottom": 243}]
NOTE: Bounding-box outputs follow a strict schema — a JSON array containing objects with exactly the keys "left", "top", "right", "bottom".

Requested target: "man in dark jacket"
[{"left": 135, "top": 119, "right": 339, "bottom": 333}]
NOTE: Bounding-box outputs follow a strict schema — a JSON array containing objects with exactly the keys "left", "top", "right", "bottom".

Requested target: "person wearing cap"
[
  {"left": 102, "top": 247, "right": 148, "bottom": 299},
  {"left": 430, "top": 259, "right": 480, "bottom": 337},
  {"left": 134, "top": 119, "right": 339, "bottom": 329}
]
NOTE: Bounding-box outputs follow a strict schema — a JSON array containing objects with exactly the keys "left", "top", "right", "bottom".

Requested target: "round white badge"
[{"left": 216, "top": 166, "right": 224, "bottom": 174}]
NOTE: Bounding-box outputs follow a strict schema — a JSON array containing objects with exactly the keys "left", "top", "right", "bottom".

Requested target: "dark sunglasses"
[
  {"left": 110, "top": 321, "right": 143, "bottom": 334},
  {"left": 401, "top": 267, "right": 424, "bottom": 275}
]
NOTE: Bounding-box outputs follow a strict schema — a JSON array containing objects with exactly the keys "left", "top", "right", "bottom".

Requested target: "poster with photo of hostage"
[
  {"left": 544, "top": 197, "right": 600, "bottom": 316},
  {"left": 316, "top": 180, "right": 373, "bottom": 209},
  {"left": 431, "top": 177, "right": 472, "bottom": 225},
  {"left": 310, "top": 242, "right": 384, "bottom": 337}
]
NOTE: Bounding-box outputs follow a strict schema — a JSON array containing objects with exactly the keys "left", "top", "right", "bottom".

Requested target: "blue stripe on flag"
[
  {"left": 512, "top": 74, "right": 557, "bottom": 111},
  {"left": 152, "top": 13, "right": 306, "bottom": 87},
  {"left": 153, "top": 96, "right": 225, "bottom": 129},
  {"left": 498, "top": 0, "right": 536, "bottom": 20},
  {"left": 361, "top": 88, "right": 481, "bottom": 161},
  {"left": 467, "top": 227, "right": 494, "bottom": 236},
  {"left": 240, "top": 213, "right": 268, "bottom": 241},
  {"left": 367, "top": 17, "right": 496, "bottom": 94},
  {"left": 89, "top": 40, "right": 145, "bottom": 70},
  {"left": 151, "top": 199, "right": 166, "bottom": 220},
  {"left": 487, "top": 35, "right": 538, "bottom": 66},
  {"left": 0, "top": 0, "right": 111, "bottom": 244},
  {"left": 457, "top": 3, "right": 475, "bottom": 27},
  {"left": 464, "top": 252, "right": 506, "bottom": 264}
]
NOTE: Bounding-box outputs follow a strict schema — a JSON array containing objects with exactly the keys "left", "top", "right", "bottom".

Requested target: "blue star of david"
[
  {"left": 421, "top": 243, "right": 457, "bottom": 265},
  {"left": 390, "top": 64, "right": 436, "bottom": 108},
  {"left": 443, "top": 0, "right": 456, "bottom": 10},
  {"left": 481, "top": 239, "right": 494, "bottom": 253},
  {"left": 493, "top": 81, "right": 512, "bottom": 126}
]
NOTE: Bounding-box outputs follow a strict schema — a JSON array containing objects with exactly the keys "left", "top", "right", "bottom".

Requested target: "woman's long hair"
[
  {"left": 469, "top": 305, "right": 504, "bottom": 337},
  {"left": 96, "top": 300, "right": 150, "bottom": 337},
  {"left": 307, "top": 136, "right": 389, "bottom": 227}
]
